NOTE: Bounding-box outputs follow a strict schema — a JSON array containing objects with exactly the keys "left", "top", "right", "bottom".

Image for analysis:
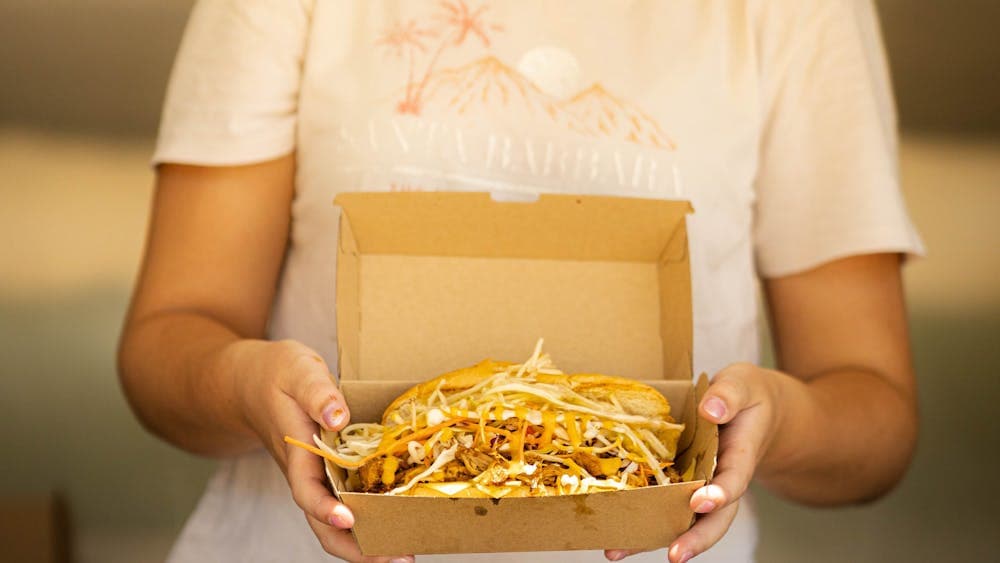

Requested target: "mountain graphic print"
[{"left": 375, "top": 0, "right": 676, "bottom": 151}]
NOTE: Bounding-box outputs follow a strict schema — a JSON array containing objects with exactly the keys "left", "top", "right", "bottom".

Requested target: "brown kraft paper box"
[{"left": 322, "top": 191, "right": 718, "bottom": 555}]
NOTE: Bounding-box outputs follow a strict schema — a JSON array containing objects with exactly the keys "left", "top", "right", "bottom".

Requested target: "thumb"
[
  {"left": 699, "top": 363, "right": 757, "bottom": 424},
  {"left": 282, "top": 346, "right": 351, "bottom": 432}
]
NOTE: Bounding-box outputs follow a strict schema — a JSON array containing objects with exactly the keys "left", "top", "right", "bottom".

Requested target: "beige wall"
[
  {"left": 1, "top": 1, "right": 999, "bottom": 136},
  {"left": 2, "top": 127, "right": 997, "bottom": 563}
]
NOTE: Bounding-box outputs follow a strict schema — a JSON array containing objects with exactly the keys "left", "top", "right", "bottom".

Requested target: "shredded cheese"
[
  {"left": 565, "top": 413, "right": 582, "bottom": 447},
  {"left": 381, "top": 456, "right": 400, "bottom": 486},
  {"left": 283, "top": 436, "right": 338, "bottom": 463},
  {"left": 540, "top": 411, "right": 556, "bottom": 446},
  {"left": 283, "top": 339, "right": 688, "bottom": 497},
  {"left": 482, "top": 382, "right": 683, "bottom": 431},
  {"left": 640, "top": 428, "right": 672, "bottom": 459},
  {"left": 616, "top": 424, "right": 670, "bottom": 485}
]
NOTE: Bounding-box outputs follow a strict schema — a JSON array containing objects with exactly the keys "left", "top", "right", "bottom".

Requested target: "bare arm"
[
  {"left": 118, "top": 157, "right": 402, "bottom": 562},
  {"left": 118, "top": 156, "right": 296, "bottom": 456},
  {"left": 610, "top": 253, "right": 918, "bottom": 563},
  {"left": 756, "top": 253, "right": 917, "bottom": 503},
  {"left": 680, "top": 254, "right": 916, "bottom": 561}
]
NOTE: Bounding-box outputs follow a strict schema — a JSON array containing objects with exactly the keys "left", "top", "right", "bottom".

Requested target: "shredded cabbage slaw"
[{"left": 285, "top": 339, "right": 685, "bottom": 496}]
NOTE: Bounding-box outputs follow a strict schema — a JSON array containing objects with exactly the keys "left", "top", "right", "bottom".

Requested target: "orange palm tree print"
[
  {"left": 376, "top": 20, "right": 437, "bottom": 114},
  {"left": 435, "top": 0, "right": 503, "bottom": 47},
  {"left": 382, "top": 0, "right": 503, "bottom": 115}
]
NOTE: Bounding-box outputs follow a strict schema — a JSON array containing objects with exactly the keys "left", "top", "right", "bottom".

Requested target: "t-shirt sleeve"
[
  {"left": 152, "top": 0, "right": 314, "bottom": 166},
  {"left": 752, "top": 0, "right": 924, "bottom": 278}
]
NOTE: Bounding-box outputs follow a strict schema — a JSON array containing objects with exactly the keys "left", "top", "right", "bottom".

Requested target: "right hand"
[{"left": 231, "top": 338, "right": 415, "bottom": 563}]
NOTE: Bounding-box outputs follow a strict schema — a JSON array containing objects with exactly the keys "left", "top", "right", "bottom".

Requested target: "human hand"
[
  {"left": 232, "top": 339, "right": 415, "bottom": 563},
  {"left": 605, "top": 363, "right": 782, "bottom": 563}
]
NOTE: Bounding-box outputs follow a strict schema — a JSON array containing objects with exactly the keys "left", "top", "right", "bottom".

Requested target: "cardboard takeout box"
[{"left": 324, "top": 192, "right": 718, "bottom": 555}]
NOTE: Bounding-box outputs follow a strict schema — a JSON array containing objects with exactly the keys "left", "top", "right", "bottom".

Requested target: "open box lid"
[{"left": 334, "top": 191, "right": 695, "bottom": 386}]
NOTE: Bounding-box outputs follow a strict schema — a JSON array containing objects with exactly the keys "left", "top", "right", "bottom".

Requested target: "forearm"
[
  {"left": 757, "top": 367, "right": 918, "bottom": 505},
  {"left": 118, "top": 311, "right": 264, "bottom": 457},
  {"left": 673, "top": 257, "right": 916, "bottom": 563}
]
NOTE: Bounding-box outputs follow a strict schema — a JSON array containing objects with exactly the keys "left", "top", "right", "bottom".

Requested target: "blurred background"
[{"left": 1, "top": 1, "right": 997, "bottom": 561}]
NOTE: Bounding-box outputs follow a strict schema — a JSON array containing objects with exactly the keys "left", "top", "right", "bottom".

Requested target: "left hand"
[{"left": 605, "top": 363, "right": 783, "bottom": 563}]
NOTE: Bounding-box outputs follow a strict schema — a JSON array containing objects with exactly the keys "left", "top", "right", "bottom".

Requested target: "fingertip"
[
  {"left": 668, "top": 543, "right": 693, "bottom": 563},
  {"left": 692, "top": 499, "right": 717, "bottom": 514},
  {"left": 700, "top": 396, "right": 727, "bottom": 422},
  {"left": 605, "top": 549, "right": 627, "bottom": 561},
  {"left": 336, "top": 406, "right": 352, "bottom": 430},
  {"left": 329, "top": 502, "right": 355, "bottom": 529},
  {"left": 689, "top": 486, "right": 708, "bottom": 512},
  {"left": 321, "top": 402, "right": 349, "bottom": 430},
  {"left": 707, "top": 483, "right": 727, "bottom": 501},
  {"left": 690, "top": 484, "right": 727, "bottom": 512}
]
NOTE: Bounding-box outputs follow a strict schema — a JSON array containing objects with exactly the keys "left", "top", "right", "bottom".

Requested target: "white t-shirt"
[{"left": 153, "top": 1, "right": 923, "bottom": 561}]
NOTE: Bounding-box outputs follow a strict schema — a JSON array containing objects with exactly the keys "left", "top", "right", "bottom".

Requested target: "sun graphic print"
[{"left": 376, "top": 0, "right": 676, "bottom": 151}]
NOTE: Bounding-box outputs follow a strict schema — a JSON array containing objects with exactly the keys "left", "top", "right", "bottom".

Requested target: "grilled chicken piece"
[
  {"left": 625, "top": 471, "right": 647, "bottom": 488},
  {"left": 358, "top": 457, "right": 386, "bottom": 493},
  {"left": 477, "top": 462, "right": 510, "bottom": 485},
  {"left": 535, "top": 464, "right": 564, "bottom": 487},
  {"left": 665, "top": 465, "right": 681, "bottom": 483},
  {"left": 441, "top": 460, "right": 476, "bottom": 481},
  {"left": 400, "top": 465, "right": 427, "bottom": 486},
  {"left": 497, "top": 417, "right": 522, "bottom": 433},
  {"left": 456, "top": 446, "right": 493, "bottom": 474},
  {"left": 571, "top": 452, "right": 605, "bottom": 476}
]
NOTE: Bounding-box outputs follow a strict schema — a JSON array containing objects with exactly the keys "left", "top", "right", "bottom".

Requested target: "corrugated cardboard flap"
[
  {"left": 675, "top": 374, "right": 718, "bottom": 482},
  {"left": 334, "top": 191, "right": 692, "bottom": 261},
  {"left": 334, "top": 192, "right": 694, "bottom": 383}
]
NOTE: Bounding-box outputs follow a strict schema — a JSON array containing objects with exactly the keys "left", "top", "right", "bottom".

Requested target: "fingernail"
[
  {"left": 607, "top": 550, "right": 627, "bottom": 561},
  {"left": 329, "top": 504, "right": 354, "bottom": 528},
  {"left": 677, "top": 552, "right": 694, "bottom": 563},
  {"left": 322, "top": 404, "right": 346, "bottom": 429},
  {"left": 389, "top": 558, "right": 413, "bottom": 563},
  {"left": 694, "top": 500, "right": 716, "bottom": 513},
  {"left": 703, "top": 397, "right": 726, "bottom": 420},
  {"left": 706, "top": 484, "right": 725, "bottom": 500}
]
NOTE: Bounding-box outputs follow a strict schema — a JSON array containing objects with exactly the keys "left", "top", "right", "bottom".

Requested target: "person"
[{"left": 118, "top": 1, "right": 924, "bottom": 562}]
